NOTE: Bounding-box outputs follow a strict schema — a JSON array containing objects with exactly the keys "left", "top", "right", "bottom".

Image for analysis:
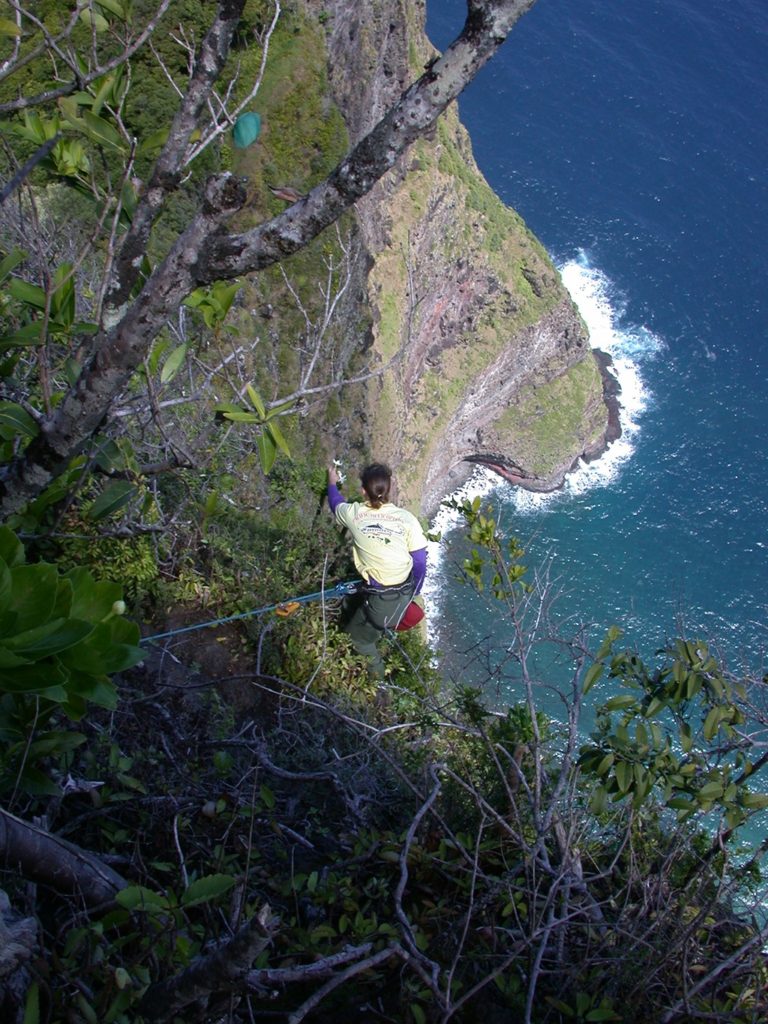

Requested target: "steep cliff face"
[{"left": 321, "top": 0, "right": 616, "bottom": 513}]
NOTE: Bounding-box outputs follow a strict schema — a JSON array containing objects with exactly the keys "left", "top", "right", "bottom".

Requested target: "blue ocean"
[{"left": 425, "top": 0, "right": 768, "bottom": 691}]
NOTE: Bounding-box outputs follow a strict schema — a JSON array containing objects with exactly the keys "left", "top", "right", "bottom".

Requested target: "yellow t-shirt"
[{"left": 334, "top": 501, "right": 427, "bottom": 586}]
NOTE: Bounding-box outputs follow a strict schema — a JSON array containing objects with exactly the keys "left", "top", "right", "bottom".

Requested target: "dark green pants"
[{"left": 343, "top": 586, "right": 414, "bottom": 678}]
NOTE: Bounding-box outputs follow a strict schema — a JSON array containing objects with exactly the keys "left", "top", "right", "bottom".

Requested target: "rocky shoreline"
[{"left": 462, "top": 348, "right": 622, "bottom": 495}]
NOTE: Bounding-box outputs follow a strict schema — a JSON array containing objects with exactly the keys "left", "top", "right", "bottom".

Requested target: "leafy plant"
[
  {"left": 579, "top": 633, "right": 766, "bottom": 828},
  {"left": 0, "top": 526, "right": 143, "bottom": 794},
  {"left": 216, "top": 383, "right": 293, "bottom": 474}
]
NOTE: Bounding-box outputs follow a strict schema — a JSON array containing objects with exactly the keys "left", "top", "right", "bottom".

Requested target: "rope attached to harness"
[{"left": 141, "top": 580, "right": 362, "bottom": 645}]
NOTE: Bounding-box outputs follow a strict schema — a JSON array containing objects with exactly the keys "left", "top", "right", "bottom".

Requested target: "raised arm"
[{"left": 327, "top": 466, "right": 345, "bottom": 513}]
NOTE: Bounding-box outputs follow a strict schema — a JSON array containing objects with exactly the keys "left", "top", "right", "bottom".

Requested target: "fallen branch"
[
  {"left": 0, "top": 806, "right": 126, "bottom": 908},
  {"left": 138, "top": 902, "right": 280, "bottom": 1022}
]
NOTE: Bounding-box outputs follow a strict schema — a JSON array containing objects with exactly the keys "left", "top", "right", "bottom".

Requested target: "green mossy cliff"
[{"left": 248, "top": 0, "right": 617, "bottom": 513}]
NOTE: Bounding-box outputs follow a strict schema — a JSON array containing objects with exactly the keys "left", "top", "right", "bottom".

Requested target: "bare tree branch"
[
  {"left": 286, "top": 945, "right": 399, "bottom": 1024},
  {"left": 0, "top": 1, "right": 174, "bottom": 113}
]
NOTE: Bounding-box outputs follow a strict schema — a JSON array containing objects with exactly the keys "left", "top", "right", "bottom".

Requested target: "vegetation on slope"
[{"left": 1, "top": 498, "right": 768, "bottom": 1023}]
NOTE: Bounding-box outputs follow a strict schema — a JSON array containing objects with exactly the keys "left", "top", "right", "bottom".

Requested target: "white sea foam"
[
  {"left": 513, "top": 252, "right": 665, "bottom": 510},
  {"left": 423, "top": 252, "right": 665, "bottom": 642},
  {"left": 421, "top": 465, "right": 497, "bottom": 638}
]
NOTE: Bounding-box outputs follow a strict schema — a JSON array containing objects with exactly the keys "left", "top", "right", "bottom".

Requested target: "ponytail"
[{"left": 360, "top": 463, "right": 392, "bottom": 509}]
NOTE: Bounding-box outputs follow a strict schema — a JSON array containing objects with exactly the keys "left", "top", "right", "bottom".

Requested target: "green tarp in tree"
[{"left": 232, "top": 112, "right": 261, "bottom": 149}]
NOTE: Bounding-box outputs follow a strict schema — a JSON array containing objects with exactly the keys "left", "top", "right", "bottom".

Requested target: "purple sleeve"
[
  {"left": 327, "top": 482, "right": 345, "bottom": 513},
  {"left": 410, "top": 547, "right": 427, "bottom": 595}
]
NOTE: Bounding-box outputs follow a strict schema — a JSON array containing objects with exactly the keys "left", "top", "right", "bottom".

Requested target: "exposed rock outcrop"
[{"left": 321, "top": 0, "right": 618, "bottom": 512}]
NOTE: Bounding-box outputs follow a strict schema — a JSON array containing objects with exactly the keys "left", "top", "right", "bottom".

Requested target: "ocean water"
[{"left": 425, "top": 0, "right": 768, "bottom": 688}]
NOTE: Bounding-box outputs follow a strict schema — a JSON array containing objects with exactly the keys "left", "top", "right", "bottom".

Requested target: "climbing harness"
[{"left": 141, "top": 580, "right": 361, "bottom": 645}]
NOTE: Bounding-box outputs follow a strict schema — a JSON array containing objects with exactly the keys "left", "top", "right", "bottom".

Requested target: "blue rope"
[{"left": 141, "top": 580, "right": 361, "bottom": 645}]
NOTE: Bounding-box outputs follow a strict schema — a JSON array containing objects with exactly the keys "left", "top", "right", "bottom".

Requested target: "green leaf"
[
  {"left": 160, "top": 343, "right": 187, "bottom": 384},
  {"left": 257, "top": 430, "right": 277, "bottom": 474},
  {"left": 0, "top": 644, "right": 30, "bottom": 669},
  {"left": 219, "top": 409, "right": 260, "bottom": 423},
  {"left": 22, "top": 981, "right": 39, "bottom": 1024},
  {"left": 28, "top": 730, "right": 86, "bottom": 759},
  {"left": 0, "top": 248, "right": 26, "bottom": 283},
  {"left": 51, "top": 263, "right": 75, "bottom": 327},
  {"left": 76, "top": 994, "right": 98, "bottom": 1024},
  {"left": 0, "top": 402, "right": 38, "bottom": 441},
  {"left": 181, "top": 873, "right": 235, "bottom": 908},
  {"left": 614, "top": 760, "right": 632, "bottom": 793},
  {"left": 583, "top": 661, "right": 603, "bottom": 694},
  {"left": 137, "top": 127, "right": 170, "bottom": 158},
  {"left": 644, "top": 696, "right": 665, "bottom": 718},
  {"left": 685, "top": 672, "right": 702, "bottom": 699},
  {"left": 596, "top": 752, "right": 614, "bottom": 776},
  {"left": 0, "top": 527, "right": 24, "bottom": 567},
  {"left": 266, "top": 419, "right": 291, "bottom": 459},
  {"left": 0, "top": 321, "right": 45, "bottom": 348},
  {"left": 595, "top": 625, "right": 622, "bottom": 661},
  {"left": 20, "top": 111, "right": 54, "bottom": 145},
  {"left": 87, "top": 481, "right": 137, "bottom": 521},
  {"left": 211, "top": 280, "right": 241, "bottom": 317},
  {"left": 182, "top": 288, "right": 205, "bottom": 309},
  {"left": 545, "top": 998, "right": 575, "bottom": 1017},
  {"left": 589, "top": 785, "right": 608, "bottom": 815},
  {"left": 60, "top": 619, "right": 143, "bottom": 675},
  {"left": 246, "top": 384, "right": 266, "bottom": 419},
  {"left": 89, "top": 73, "right": 115, "bottom": 116},
  {"left": 79, "top": 8, "right": 109, "bottom": 32},
  {"left": 8, "top": 563, "right": 58, "bottom": 632},
  {"left": 214, "top": 401, "right": 242, "bottom": 415},
  {"left": 0, "top": 661, "right": 68, "bottom": 696},
  {"left": 65, "top": 569, "right": 122, "bottom": 621},
  {"left": 63, "top": 673, "right": 118, "bottom": 713},
  {"left": 667, "top": 796, "right": 695, "bottom": 811},
  {"left": 95, "top": 0, "right": 126, "bottom": 19},
  {"left": 703, "top": 706, "right": 723, "bottom": 741},
  {"left": 698, "top": 781, "right": 724, "bottom": 800},
  {"left": 146, "top": 337, "right": 171, "bottom": 376},
  {"left": 4, "top": 618, "right": 93, "bottom": 658},
  {"left": 603, "top": 694, "right": 637, "bottom": 712},
  {"left": 52, "top": 138, "right": 90, "bottom": 177},
  {"left": 115, "top": 885, "right": 169, "bottom": 912},
  {"left": 81, "top": 110, "right": 125, "bottom": 152},
  {"left": 0, "top": 19, "right": 22, "bottom": 38},
  {"left": 410, "top": 1005, "right": 426, "bottom": 1024},
  {"left": 741, "top": 792, "right": 768, "bottom": 810},
  {"left": 12, "top": 764, "right": 61, "bottom": 797},
  {"left": 265, "top": 396, "right": 297, "bottom": 419},
  {"left": 8, "top": 277, "right": 45, "bottom": 309}
]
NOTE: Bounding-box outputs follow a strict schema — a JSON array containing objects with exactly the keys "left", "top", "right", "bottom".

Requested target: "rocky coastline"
[{"left": 463, "top": 347, "right": 622, "bottom": 495}]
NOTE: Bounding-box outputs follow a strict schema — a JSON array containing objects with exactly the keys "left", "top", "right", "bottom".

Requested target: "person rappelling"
[{"left": 327, "top": 462, "right": 427, "bottom": 679}]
